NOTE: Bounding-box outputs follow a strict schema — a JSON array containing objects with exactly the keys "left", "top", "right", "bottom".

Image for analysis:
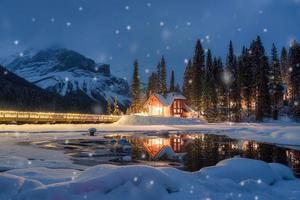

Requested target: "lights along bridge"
[{"left": 0, "top": 111, "right": 121, "bottom": 124}]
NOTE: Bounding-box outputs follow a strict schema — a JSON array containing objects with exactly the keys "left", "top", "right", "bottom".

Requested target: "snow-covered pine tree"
[
  {"left": 169, "top": 70, "right": 175, "bottom": 93},
  {"left": 280, "top": 47, "right": 289, "bottom": 86},
  {"left": 130, "top": 60, "right": 142, "bottom": 113},
  {"left": 192, "top": 40, "right": 205, "bottom": 115},
  {"left": 147, "top": 72, "right": 158, "bottom": 97},
  {"left": 183, "top": 59, "right": 193, "bottom": 105},
  {"left": 270, "top": 44, "right": 284, "bottom": 120}
]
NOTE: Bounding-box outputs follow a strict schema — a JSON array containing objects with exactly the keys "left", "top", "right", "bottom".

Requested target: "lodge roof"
[{"left": 153, "top": 92, "right": 186, "bottom": 106}]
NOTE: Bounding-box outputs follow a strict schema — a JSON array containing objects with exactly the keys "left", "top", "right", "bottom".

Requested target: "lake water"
[{"left": 32, "top": 132, "right": 300, "bottom": 177}]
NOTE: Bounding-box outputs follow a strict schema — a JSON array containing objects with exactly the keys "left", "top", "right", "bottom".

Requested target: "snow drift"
[
  {"left": 115, "top": 115, "right": 202, "bottom": 125},
  {"left": 1, "top": 158, "right": 299, "bottom": 200}
]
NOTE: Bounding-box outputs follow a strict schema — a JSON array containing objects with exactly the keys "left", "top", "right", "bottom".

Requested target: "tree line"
[{"left": 130, "top": 36, "right": 300, "bottom": 122}]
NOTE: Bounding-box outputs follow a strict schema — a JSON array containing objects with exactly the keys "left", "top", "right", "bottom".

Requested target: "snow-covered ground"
[
  {"left": 1, "top": 158, "right": 299, "bottom": 200},
  {"left": 1, "top": 115, "right": 300, "bottom": 145},
  {"left": 0, "top": 115, "right": 300, "bottom": 199}
]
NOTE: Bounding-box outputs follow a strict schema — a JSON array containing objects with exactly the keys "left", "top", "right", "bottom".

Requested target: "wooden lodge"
[{"left": 143, "top": 93, "right": 194, "bottom": 118}]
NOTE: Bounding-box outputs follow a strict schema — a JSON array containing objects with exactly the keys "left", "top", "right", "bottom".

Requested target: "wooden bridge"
[{"left": 0, "top": 110, "right": 121, "bottom": 124}]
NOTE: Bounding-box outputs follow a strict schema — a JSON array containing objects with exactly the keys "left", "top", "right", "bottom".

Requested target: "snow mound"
[
  {"left": 7, "top": 167, "right": 80, "bottom": 184},
  {"left": 115, "top": 115, "right": 202, "bottom": 125},
  {"left": 197, "top": 158, "right": 281, "bottom": 185},
  {"left": 19, "top": 165, "right": 179, "bottom": 200},
  {"left": 0, "top": 174, "right": 43, "bottom": 199},
  {"left": 269, "top": 163, "right": 296, "bottom": 180}
]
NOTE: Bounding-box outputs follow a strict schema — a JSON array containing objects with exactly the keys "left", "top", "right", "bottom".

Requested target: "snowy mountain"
[{"left": 2, "top": 48, "right": 131, "bottom": 111}]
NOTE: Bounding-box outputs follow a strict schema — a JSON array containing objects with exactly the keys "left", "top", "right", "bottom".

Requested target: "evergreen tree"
[
  {"left": 130, "top": 60, "right": 142, "bottom": 113},
  {"left": 288, "top": 40, "right": 300, "bottom": 119},
  {"left": 169, "top": 70, "right": 175, "bottom": 92},
  {"left": 147, "top": 72, "right": 158, "bottom": 97},
  {"left": 113, "top": 96, "right": 121, "bottom": 115},
  {"left": 192, "top": 40, "right": 205, "bottom": 115},
  {"left": 107, "top": 98, "right": 112, "bottom": 115},
  {"left": 203, "top": 49, "right": 218, "bottom": 121},
  {"left": 280, "top": 47, "right": 289, "bottom": 85},
  {"left": 251, "top": 36, "right": 271, "bottom": 121},
  {"left": 160, "top": 56, "right": 168, "bottom": 96},
  {"left": 156, "top": 62, "right": 162, "bottom": 93},
  {"left": 217, "top": 58, "right": 228, "bottom": 121},
  {"left": 183, "top": 59, "right": 193, "bottom": 105},
  {"left": 270, "top": 44, "right": 284, "bottom": 120},
  {"left": 175, "top": 83, "right": 181, "bottom": 93},
  {"left": 226, "top": 41, "right": 242, "bottom": 121}
]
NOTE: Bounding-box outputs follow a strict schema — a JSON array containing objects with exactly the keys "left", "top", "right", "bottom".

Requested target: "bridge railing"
[{"left": 0, "top": 110, "right": 121, "bottom": 124}]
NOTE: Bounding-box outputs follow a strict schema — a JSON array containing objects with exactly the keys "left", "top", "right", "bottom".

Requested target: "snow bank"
[
  {"left": 115, "top": 115, "right": 202, "bottom": 125},
  {"left": 1, "top": 158, "right": 299, "bottom": 200},
  {"left": 197, "top": 158, "right": 280, "bottom": 185}
]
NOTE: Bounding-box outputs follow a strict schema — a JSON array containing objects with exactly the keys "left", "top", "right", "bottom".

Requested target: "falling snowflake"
[
  {"left": 147, "top": 3, "right": 151, "bottom": 7},
  {"left": 31, "top": 17, "right": 36, "bottom": 22},
  {"left": 294, "top": 101, "right": 299, "bottom": 106},
  {"left": 125, "top": 5, "right": 130, "bottom": 10},
  {"left": 133, "top": 177, "right": 138, "bottom": 182},
  {"left": 237, "top": 27, "right": 242, "bottom": 32},
  {"left": 160, "top": 21, "right": 164, "bottom": 27},
  {"left": 166, "top": 45, "right": 171, "bottom": 50},
  {"left": 205, "top": 35, "right": 210, "bottom": 40},
  {"left": 50, "top": 18, "right": 55, "bottom": 23},
  {"left": 19, "top": 52, "right": 24, "bottom": 57},
  {"left": 257, "top": 179, "right": 262, "bottom": 184},
  {"left": 289, "top": 67, "right": 293, "bottom": 72},
  {"left": 184, "top": 59, "right": 189, "bottom": 64},
  {"left": 115, "top": 30, "right": 120, "bottom": 35},
  {"left": 88, "top": 152, "right": 93, "bottom": 157},
  {"left": 126, "top": 25, "right": 131, "bottom": 30},
  {"left": 14, "top": 40, "right": 19, "bottom": 45},
  {"left": 66, "top": 22, "right": 72, "bottom": 27},
  {"left": 28, "top": 161, "right": 32, "bottom": 165},
  {"left": 149, "top": 180, "right": 154, "bottom": 185},
  {"left": 263, "top": 28, "right": 268, "bottom": 32},
  {"left": 78, "top": 6, "right": 83, "bottom": 11},
  {"left": 188, "top": 79, "right": 193, "bottom": 84},
  {"left": 4, "top": 71, "right": 8, "bottom": 75},
  {"left": 255, "top": 195, "right": 259, "bottom": 200},
  {"left": 145, "top": 69, "right": 150, "bottom": 73},
  {"left": 146, "top": 53, "right": 151, "bottom": 58},
  {"left": 187, "top": 22, "right": 192, "bottom": 26}
]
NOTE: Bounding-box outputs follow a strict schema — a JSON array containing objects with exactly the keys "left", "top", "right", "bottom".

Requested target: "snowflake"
[
  {"left": 289, "top": 67, "right": 293, "bottom": 72},
  {"left": 188, "top": 79, "right": 193, "bottom": 84},
  {"left": 147, "top": 3, "right": 151, "bottom": 7},
  {"left": 125, "top": 5, "right": 130, "bottom": 10},
  {"left": 93, "top": 77, "right": 97, "bottom": 81},
  {"left": 200, "top": 38, "right": 204, "bottom": 43},
  {"left": 126, "top": 25, "right": 131, "bottom": 30},
  {"left": 240, "top": 181, "right": 245, "bottom": 186},
  {"left": 14, "top": 40, "right": 19, "bottom": 45},
  {"left": 149, "top": 180, "right": 154, "bottom": 185},
  {"left": 257, "top": 179, "right": 262, "bottom": 184},
  {"left": 115, "top": 29, "right": 120, "bottom": 35},
  {"left": 294, "top": 101, "right": 299, "bottom": 106},
  {"left": 146, "top": 53, "right": 151, "bottom": 58},
  {"left": 166, "top": 45, "right": 171, "bottom": 50},
  {"left": 133, "top": 177, "right": 138, "bottom": 182},
  {"left": 88, "top": 152, "right": 93, "bottom": 157},
  {"left": 205, "top": 35, "right": 210, "bottom": 40},
  {"left": 31, "top": 17, "right": 36, "bottom": 22},
  {"left": 145, "top": 69, "right": 150, "bottom": 73},
  {"left": 50, "top": 18, "right": 55, "bottom": 23},
  {"left": 66, "top": 22, "right": 72, "bottom": 27},
  {"left": 28, "top": 161, "right": 32, "bottom": 165},
  {"left": 254, "top": 195, "right": 259, "bottom": 200},
  {"left": 65, "top": 77, "right": 69, "bottom": 82},
  {"left": 187, "top": 22, "right": 192, "bottom": 26},
  {"left": 237, "top": 27, "right": 242, "bottom": 32},
  {"left": 263, "top": 28, "right": 268, "bottom": 33},
  {"left": 19, "top": 52, "right": 24, "bottom": 57},
  {"left": 78, "top": 6, "right": 83, "bottom": 11},
  {"left": 238, "top": 193, "right": 242, "bottom": 198},
  {"left": 4, "top": 71, "right": 8, "bottom": 75},
  {"left": 184, "top": 59, "right": 189, "bottom": 64},
  {"left": 160, "top": 21, "right": 164, "bottom": 27}
]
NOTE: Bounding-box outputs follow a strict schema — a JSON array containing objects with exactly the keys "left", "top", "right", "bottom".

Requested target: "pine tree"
[
  {"left": 130, "top": 60, "right": 142, "bottom": 113},
  {"left": 147, "top": 72, "right": 158, "bottom": 97},
  {"left": 251, "top": 36, "right": 271, "bottom": 121},
  {"left": 226, "top": 41, "right": 242, "bottom": 121},
  {"left": 169, "top": 70, "right": 175, "bottom": 92},
  {"left": 160, "top": 56, "right": 168, "bottom": 96},
  {"left": 280, "top": 47, "right": 289, "bottom": 85},
  {"left": 107, "top": 98, "right": 112, "bottom": 115},
  {"left": 113, "top": 96, "right": 121, "bottom": 115},
  {"left": 270, "top": 44, "right": 284, "bottom": 120},
  {"left": 217, "top": 58, "right": 228, "bottom": 121},
  {"left": 183, "top": 59, "right": 193, "bottom": 105},
  {"left": 288, "top": 40, "right": 300, "bottom": 119},
  {"left": 203, "top": 50, "right": 218, "bottom": 121},
  {"left": 192, "top": 40, "right": 205, "bottom": 115}
]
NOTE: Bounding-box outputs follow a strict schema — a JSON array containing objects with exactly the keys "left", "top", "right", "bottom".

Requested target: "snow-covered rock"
[
  {"left": 3, "top": 48, "right": 131, "bottom": 110},
  {"left": 115, "top": 115, "right": 202, "bottom": 125}
]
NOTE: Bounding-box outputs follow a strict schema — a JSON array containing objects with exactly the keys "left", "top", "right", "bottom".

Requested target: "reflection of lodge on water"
[{"left": 105, "top": 133, "right": 300, "bottom": 176}]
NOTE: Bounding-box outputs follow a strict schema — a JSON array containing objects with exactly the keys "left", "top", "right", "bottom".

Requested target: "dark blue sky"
[{"left": 0, "top": 0, "right": 300, "bottom": 82}]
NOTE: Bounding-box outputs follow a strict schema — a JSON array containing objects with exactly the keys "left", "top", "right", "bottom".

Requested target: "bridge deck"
[{"left": 0, "top": 111, "right": 121, "bottom": 124}]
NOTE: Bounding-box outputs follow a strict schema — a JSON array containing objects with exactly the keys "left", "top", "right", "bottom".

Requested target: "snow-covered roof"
[{"left": 154, "top": 92, "right": 186, "bottom": 106}]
